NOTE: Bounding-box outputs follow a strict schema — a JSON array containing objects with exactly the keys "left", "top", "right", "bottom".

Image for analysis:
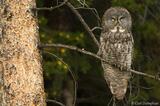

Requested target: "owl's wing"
[{"left": 97, "top": 33, "right": 106, "bottom": 56}]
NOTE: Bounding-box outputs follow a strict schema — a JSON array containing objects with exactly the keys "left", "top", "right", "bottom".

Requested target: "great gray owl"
[{"left": 97, "top": 7, "right": 134, "bottom": 100}]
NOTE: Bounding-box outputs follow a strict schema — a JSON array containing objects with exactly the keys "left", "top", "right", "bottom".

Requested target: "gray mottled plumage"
[{"left": 98, "top": 7, "right": 134, "bottom": 100}]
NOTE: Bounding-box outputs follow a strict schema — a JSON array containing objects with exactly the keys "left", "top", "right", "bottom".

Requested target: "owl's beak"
[
  {"left": 117, "top": 26, "right": 125, "bottom": 33},
  {"left": 117, "top": 26, "right": 120, "bottom": 31}
]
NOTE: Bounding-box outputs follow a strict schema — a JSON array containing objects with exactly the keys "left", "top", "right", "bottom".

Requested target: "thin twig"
[
  {"left": 129, "top": 79, "right": 132, "bottom": 103},
  {"left": 142, "top": 6, "right": 148, "bottom": 24},
  {"left": 66, "top": 2, "right": 100, "bottom": 47},
  {"left": 40, "top": 43, "right": 160, "bottom": 81},
  {"left": 44, "top": 51, "right": 77, "bottom": 106},
  {"left": 46, "top": 99, "right": 65, "bottom": 106},
  {"left": 34, "top": 0, "right": 100, "bottom": 47},
  {"left": 148, "top": 7, "right": 159, "bottom": 22},
  {"left": 124, "top": 96, "right": 128, "bottom": 105},
  {"left": 75, "top": 7, "right": 101, "bottom": 25},
  {"left": 34, "top": 0, "right": 68, "bottom": 11},
  {"left": 76, "top": 0, "right": 88, "bottom": 7},
  {"left": 91, "top": 26, "right": 102, "bottom": 31},
  {"left": 131, "top": 83, "right": 153, "bottom": 90},
  {"left": 129, "top": 69, "right": 160, "bottom": 81},
  {"left": 75, "top": 0, "right": 101, "bottom": 23},
  {"left": 77, "top": 95, "right": 98, "bottom": 103},
  {"left": 107, "top": 97, "right": 113, "bottom": 106},
  {"left": 113, "top": 97, "right": 116, "bottom": 106}
]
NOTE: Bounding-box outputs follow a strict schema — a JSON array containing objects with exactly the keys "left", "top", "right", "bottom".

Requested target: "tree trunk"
[{"left": 0, "top": 0, "right": 45, "bottom": 105}]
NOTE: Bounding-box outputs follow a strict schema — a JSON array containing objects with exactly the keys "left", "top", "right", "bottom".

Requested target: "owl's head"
[{"left": 102, "top": 7, "right": 132, "bottom": 33}]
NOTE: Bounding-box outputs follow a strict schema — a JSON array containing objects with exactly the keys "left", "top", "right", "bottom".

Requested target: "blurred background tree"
[{"left": 37, "top": 0, "right": 160, "bottom": 105}]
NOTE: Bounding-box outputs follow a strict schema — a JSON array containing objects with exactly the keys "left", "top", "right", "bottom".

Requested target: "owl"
[{"left": 97, "top": 7, "right": 134, "bottom": 100}]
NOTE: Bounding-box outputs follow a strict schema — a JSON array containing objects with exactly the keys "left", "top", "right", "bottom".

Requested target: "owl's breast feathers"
[
  {"left": 100, "top": 31, "right": 133, "bottom": 100},
  {"left": 105, "top": 32, "right": 133, "bottom": 43},
  {"left": 102, "top": 32, "right": 133, "bottom": 70}
]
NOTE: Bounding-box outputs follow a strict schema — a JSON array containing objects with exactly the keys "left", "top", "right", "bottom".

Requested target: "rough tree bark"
[{"left": 0, "top": 0, "right": 45, "bottom": 105}]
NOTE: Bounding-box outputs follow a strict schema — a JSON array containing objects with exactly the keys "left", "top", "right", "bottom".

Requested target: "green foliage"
[{"left": 39, "top": 16, "right": 48, "bottom": 26}]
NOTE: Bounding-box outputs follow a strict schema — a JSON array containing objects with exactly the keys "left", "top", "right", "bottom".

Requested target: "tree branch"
[
  {"left": 91, "top": 26, "right": 102, "bottom": 31},
  {"left": 34, "top": 0, "right": 68, "bottom": 11},
  {"left": 66, "top": 2, "right": 100, "bottom": 47},
  {"left": 40, "top": 43, "right": 160, "bottom": 81},
  {"left": 34, "top": 0, "right": 100, "bottom": 47},
  {"left": 46, "top": 99, "right": 65, "bottom": 106},
  {"left": 40, "top": 43, "right": 104, "bottom": 61},
  {"left": 75, "top": 7, "right": 101, "bottom": 26},
  {"left": 129, "top": 69, "right": 160, "bottom": 81},
  {"left": 44, "top": 51, "right": 77, "bottom": 106}
]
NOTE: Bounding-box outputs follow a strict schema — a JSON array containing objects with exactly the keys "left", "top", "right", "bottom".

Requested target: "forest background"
[{"left": 37, "top": 0, "right": 160, "bottom": 105}]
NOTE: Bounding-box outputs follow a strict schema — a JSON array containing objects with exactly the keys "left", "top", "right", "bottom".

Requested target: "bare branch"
[
  {"left": 129, "top": 69, "right": 160, "bottom": 81},
  {"left": 34, "top": 0, "right": 68, "bottom": 11},
  {"left": 91, "top": 26, "right": 102, "bottom": 31},
  {"left": 41, "top": 43, "right": 160, "bottom": 81},
  {"left": 44, "top": 51, "right": 77, "bottom": 106},
  {"left": 131, "top": 83, "right": 154, "bottom": 90},
  {"left": 66, "top": 2, "right": 100, "bottom": 47},
  {"left": 46, "top": 99, "right": 65, "bottom": 106},
  {"left": 142, "top": 6, "right": 148, "bottom": 24},
  {"left": 75, "top": 0, "right": 101, "bottom": 25},
  {"left": 75, "top": 7, "right": 101, "bottom": 25},
  {"left": 75, "top": 0, "right": 90, "bottom": 8},
  {"left": 41, "top": 43, "right": 104, "bottom": 61},
  {"left": 34, "top": 0, "right": 100, "bottom": 47}
]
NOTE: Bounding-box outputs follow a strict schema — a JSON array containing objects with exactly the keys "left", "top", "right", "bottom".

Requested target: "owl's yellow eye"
[
  {"left": 120, "top": 16, "right": 125, "bottom": 21},
  {"left": 111, "top": 18, "right": 115, "bottom": 22}
]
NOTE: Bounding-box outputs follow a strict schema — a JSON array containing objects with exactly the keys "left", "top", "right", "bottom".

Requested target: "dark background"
[{"left": 37, "top": 0, "right": 160, "bottom": 105}]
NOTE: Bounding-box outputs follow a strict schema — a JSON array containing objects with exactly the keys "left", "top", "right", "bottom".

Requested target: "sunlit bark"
[{"left": 0, "top": 0, "right": 45, "bottom": 105}]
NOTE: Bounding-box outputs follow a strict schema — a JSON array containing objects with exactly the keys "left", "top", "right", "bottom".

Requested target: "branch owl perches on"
[{"left": 98, "top": 7, "right": 134, "bottom": 100}]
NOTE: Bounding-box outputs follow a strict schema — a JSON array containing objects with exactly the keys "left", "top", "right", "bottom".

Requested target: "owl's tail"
[
  {"left": 109, "top": 79, "right": 128, "bottom": 100},
  {"left": 103, "top": 65, "right": 130, "bottom": 100}
]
